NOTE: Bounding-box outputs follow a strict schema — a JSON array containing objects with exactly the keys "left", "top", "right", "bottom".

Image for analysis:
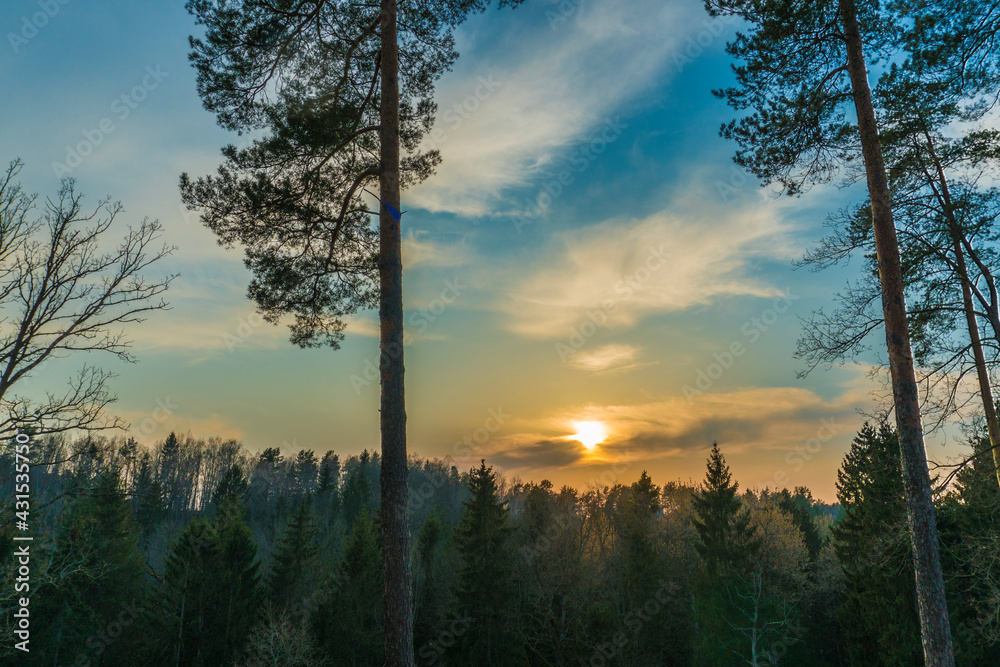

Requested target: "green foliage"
[
  {"left": 160, "top": 499, "right": 261, "bottom": 666},
  {"left": 31, "top": 470, "right": 146, "bottom": 666},
  {"left": 268, "top": 499, "right": 320, "bottom": 611},
  {"left": 692, "top": 443, "right": 758, "bottom": 576},
  {"left": 451, "top": 460, "right": 523, "bottom": 664},
  {"left": 10, "top": 429, "right": 1000, "bottom": 664},
  {"left": 312, "top": 509, "right": 384, "bottom": 666},
  {"left": 833, "top": 423, "right": 923, "bottom": 666},
  {"left": 212, "top": 462, "right": 249, "bottom": 506}
]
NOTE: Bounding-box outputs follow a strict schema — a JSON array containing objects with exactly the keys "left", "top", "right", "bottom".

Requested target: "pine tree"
[
  {"left": 180, "top": 2, "right": 524, "bottom": 659},
  {"left": 692, "top": 443, "right": 757, "bottom": 576},
  {"left": 833, "top": 423, "right": 923, "bottom": 666},
  {"left": 312, "top": 510, "right": 384, "bottom": 666},
  {"left": 705, "top": 1, "right": 957, "bottom": 659},
  {"left": 451, "top": 461, "right": 522, "bottom": 664},
  {"left": 161, "top": 499, "right": 261, "bottom": 666},
  {"left": 33, "top": 470, "right": 145, "bottom": 666},
  {"left": 691, "top": 443, "right": 761, "bottom": 664},
  {"left": 268, "top": 499, "right": 320, "bottom": 612},
  {"left": 213, "top": 462, "right": 249, "bottom": 506}
]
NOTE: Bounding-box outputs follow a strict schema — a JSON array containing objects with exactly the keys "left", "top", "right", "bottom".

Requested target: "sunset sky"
[{"left": 2, "top": 0, "right": 971, "bottom": 501}]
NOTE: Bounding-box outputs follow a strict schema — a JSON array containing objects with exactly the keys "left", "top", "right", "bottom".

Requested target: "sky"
[{"left": 0, "top": 0, "right": 975, "bottom": 502}]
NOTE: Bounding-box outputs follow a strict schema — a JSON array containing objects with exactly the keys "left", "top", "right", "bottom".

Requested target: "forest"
[
  {"left": 5, "top": 0, "right": 1000, "bottom": 665},
  {"left": 0, "top": 424, "right": 996, "bottom": 665}
]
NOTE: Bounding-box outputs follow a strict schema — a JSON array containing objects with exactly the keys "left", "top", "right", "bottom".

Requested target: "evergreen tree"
[
  {"left": 268, "top": 498, "right": 320, "bottom": 612},
  {"left": 777, "top": 487, "right": 823, "bottom": 562},
  {"left": 213, "top": 462, "right": 249, "bottom": 506},
  {"left": 160, "top": 499, "right": 261, "bottom": 666},
  {"left": 414, "top": 509, "right": 448, "bottom": 655},
  {"left": 451, "top": 461, "right": 522, "bottom": 664},
  {"left": 705, "top": 0, "right": 958, "bottom": 658},
  {"left": 691, "top": 443, "right": 761, "bottom": 664},
  {"left": 833, "top": 423, "right": 923, "bottom": 666},
  {"left": 692, "top": 443, "right": 757, "bottom": 576},
  {"left": 937, "top": 434, "right": 1000, "bottom": 664},
  {"left": 32, "top": 470, "right": 145, "bottom": 666},
  {"left": 180, "top": 1, "right": 524, "bottom": 659},
  {"left": 312, "top": 509, "right": 384, "bottom": 666}
]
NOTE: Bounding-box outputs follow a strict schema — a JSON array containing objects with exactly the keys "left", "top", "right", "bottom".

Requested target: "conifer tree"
[
  {"left": 213, "top": 462, "right": 249, "bottom": 506},
  {"left": 833, "top": 423, "right": 923, "bottom": 665},
  {"left": 452, "top": 461, "right": 522, "bottom": 664},
  {"left": 33, "top": 470, "right": 145, "bottom": 666},
  {"left": 312, "top": 509, "right": 384, "bottom": 666},
  {"left": 705, "top": 0, "right": 957, "bottom": 659},
  {"left": 692, "top": 443, "right": 757, "bottom": 576},
  {"left": 268, "top": 499, "right": 320, "bottom": 612},
  {"left": 161, "top": 499, "right": 261, "bottom": 666},
  {"left": 180, "top": 2, "right": 523, "bottom": 658}
]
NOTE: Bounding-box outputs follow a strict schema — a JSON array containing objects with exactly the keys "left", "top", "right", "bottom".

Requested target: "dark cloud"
[{"left": 487, "top": 438, "right": 585, "bottom": 469}]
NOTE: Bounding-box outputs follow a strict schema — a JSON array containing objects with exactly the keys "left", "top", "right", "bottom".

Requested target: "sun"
[{"left": 570, "top": 421, "right": 607, "bottom": 450}]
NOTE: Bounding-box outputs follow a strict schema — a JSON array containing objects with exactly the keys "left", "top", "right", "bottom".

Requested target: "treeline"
[{"left": 1, "top": 425, "right": 998, "bottom": 666}]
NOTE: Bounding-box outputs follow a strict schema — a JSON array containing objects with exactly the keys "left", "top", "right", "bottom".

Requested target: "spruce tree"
[
  {"left": 692, "top": 443, "right": 757, "bottom": 576},
  {"left": 691, "top": 443, "right": 761, "bottom": 664},
  {"left": 268, "top": 498, "right": 320, "bottom": 612},
  {"left": 833, "top": 423, "right": 923, "bottom": 666},
  {"left": 161, "top": 499, "right": 261, "bottom": 666},
  {"left": 33, "top": 470, "right": 145, "bottom": 666},
  {"left": 705, "top": 1, "right": 957, "bottom": 659},
  {"left": 212, "top": 462, "right": 249, "bottom": 506},
  {"left": 312, "top": 510, "right": 384, "bottom": 666},
  {"left": 180, "top": 2, "right": 524, "bottom": 659},
  {"left": 451, "top": 461, "right": 522, "bottom": 664}
]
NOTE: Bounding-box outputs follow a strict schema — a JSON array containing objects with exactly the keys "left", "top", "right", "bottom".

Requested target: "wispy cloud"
[
  {"left": 566, "top": 343, "right": 650, "bottom": 372},
  {"left": 479, "top": 383, "right": 870, "bottom": 472},
  {"left": 499, "top": 192, "right": 798, "bottom": 339},
  {"left": 402, "top": 231, "right": 471, "bottom": 269},
  {"left": 408, "top": 0, "right": 710, "bottom": 216}
]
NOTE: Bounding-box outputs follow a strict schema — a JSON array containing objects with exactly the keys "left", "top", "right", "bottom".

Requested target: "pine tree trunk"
[
  {"left": 379, "top": 0, "right": 414, "bottom": 662},
  {"left": 922, "top": 133, "right": 1000, "bottom": 490},
  {"left": 838, "top": 1, "right": 956, "bottom": 664},
  {"left": 954, "top": 241, "right": 1000, "bottom": 489}
]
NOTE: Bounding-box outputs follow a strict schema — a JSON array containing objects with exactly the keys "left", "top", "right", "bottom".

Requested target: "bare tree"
[{"left": 0, "top": 159, "right": 175, "bottom": 439}]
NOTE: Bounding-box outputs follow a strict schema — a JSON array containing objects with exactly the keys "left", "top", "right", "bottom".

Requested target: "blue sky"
[{"left": 1, "top": 0, "right": 969, "bottom": 501}]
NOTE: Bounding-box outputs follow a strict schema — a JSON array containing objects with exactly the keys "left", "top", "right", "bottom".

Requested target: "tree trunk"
[
  {"left": 379, "top": 0, "right": 414, "bottom": 662},
  {"left": 838, "top": 1, "right": 956, "bottom": 665},
  {"left": 954, "top": 240, "right": 1000, "bottom": 489},
  {"left": 922, "top": 133, "right": 1000, "bottom": 490}
]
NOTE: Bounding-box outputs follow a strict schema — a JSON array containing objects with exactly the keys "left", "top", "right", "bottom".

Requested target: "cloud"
[
  {"left": 402, "top": 231, "right": 471, "bottom": 270},
  {"left": 499, "top": 194, "right": 798, "bottom": 339},
  {"left": 408, "top": 0, "right": 714, "bottom": 216},
  {"left": 566, "top": 343, "right": 649, "bottom": 372},
  {"left": 479, "top": 384, "right": 869, "bottom": 472}
]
